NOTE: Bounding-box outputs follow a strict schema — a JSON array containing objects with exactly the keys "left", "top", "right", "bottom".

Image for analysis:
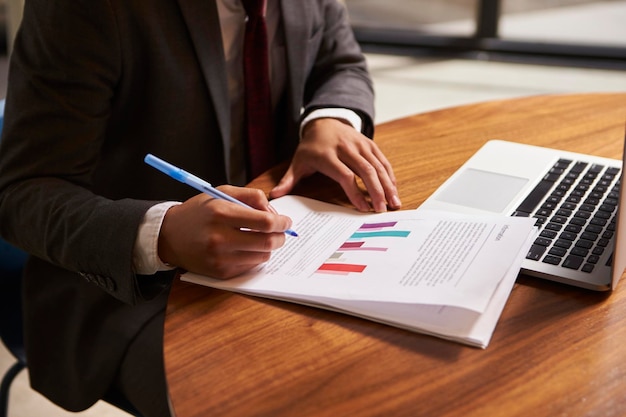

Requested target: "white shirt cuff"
[
  {"left": 133, "top": 201, "right": 182, "bottom": 275},
  {"left": 299, "top": 108, "right": 363, "bottom": 139}
]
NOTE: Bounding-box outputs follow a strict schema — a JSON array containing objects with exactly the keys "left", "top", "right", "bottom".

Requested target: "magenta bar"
[
  {"left": 340, "top": 247, "right": 388, "bottom": 252},
  {"left": 340, "top": 241, "right": 364, "bottom": 249},
  {"left": 359, "top": 221, "right": 397, "bottom": 230}
]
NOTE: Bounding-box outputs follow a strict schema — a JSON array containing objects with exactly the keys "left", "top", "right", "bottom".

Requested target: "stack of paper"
[{"left": 182, "top": 196, "right": 537, "bottom": 348}]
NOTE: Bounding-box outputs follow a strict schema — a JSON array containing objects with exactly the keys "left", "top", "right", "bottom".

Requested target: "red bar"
[{"left": 317, "top": 263, "right": 367, "bottom": 273}]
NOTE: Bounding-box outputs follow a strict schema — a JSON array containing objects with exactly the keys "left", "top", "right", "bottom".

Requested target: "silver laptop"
[{"left": 418, "top": 139, "right": 626, "bottom": 291}]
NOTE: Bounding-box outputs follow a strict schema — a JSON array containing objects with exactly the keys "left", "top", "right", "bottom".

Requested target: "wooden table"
[{"left": 164, "top": 93, "right": 626, "bottom": 417}]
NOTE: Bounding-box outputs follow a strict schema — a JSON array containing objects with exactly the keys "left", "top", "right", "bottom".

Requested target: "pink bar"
[
  {"left": 315, "top": 270, "right": 349, "bottom": 276},
  {"left": 340, "top": 247, "right": 388, "bottom": 252}
]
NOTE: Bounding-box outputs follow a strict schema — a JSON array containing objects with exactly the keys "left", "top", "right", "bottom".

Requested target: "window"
[{"left": 344, "top": 0, "right": 626, "bottom": 68}]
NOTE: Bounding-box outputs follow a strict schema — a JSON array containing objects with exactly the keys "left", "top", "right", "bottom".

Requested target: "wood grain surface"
[{"left": 165, "top": 93, "right": 626, "bottom": 417}]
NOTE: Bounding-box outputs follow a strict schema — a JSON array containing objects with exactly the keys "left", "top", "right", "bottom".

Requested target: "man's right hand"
[{"left": 158, "top": 185, "right": 293, "bottom": 279}]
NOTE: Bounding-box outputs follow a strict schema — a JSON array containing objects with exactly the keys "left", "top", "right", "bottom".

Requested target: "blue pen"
[{"left": 144, "top": 154, "right": 298, "bottom": 237}]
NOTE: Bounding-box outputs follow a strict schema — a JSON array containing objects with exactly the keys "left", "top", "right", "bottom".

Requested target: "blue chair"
[
  {"left": 0, "top": 97, "right": 28, "bottom": 417},
  {"left": 0, "top": 239, "right": 28, "bottom": 417},
  {"left": 0, "top": 99, "right": 143, "bottom": 416}
]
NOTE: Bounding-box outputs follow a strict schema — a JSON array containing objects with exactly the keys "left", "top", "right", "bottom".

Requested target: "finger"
[
  {"left": 337, "top": 139, "right": 400, "bottom": 211},
  {"left": 371, "top": 143, "right": 397, "bottom": 185},
  {"left": 361, "top": 145, "right": 402, "bottom": 210},
  {"left": 346, "top": 153, "right": 388, "bottom": 212},
  {"left": 195, "top": 225, "right": 287, "bottom": 278},
  {"left": 203, "top": 248, "right": 273, "bottom": 279},
  {"left": 216, "top": 185, "right": 273, "bottom": 212},
  {"left": 269, "top": 166, "right": 297, "bottom": 199},
  {"left": 208, "top": 198, "right": 294, "bottom": 234},
  {"left": 207, "top": 225, "right": 287, "bottom": 253},
  {"left": 322, "top": 156, "right": 371, "bottom": 212}
]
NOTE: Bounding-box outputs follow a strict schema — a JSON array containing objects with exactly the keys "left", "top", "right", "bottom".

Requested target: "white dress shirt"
[{"left": 133, "top": 0, "right": 363, "bottom": 275}]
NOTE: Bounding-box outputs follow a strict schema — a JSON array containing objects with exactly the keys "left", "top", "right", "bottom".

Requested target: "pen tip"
[{"left": 286, "top": 230, "right": 299, "bottom": 237}]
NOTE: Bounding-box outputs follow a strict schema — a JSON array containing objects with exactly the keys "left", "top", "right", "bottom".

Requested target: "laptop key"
[
  {"left": 526, "top": 244, "right": 547, "bottom": 261},
  {"left": 600, "top": 204, "right": 616, "bottom": 213},
  {"left": 556, "top": 208, "right": 573, "bottom": 217},
  {"left": 515, "top": 179, "right": 555, "bottom": 214},
  {"left": 590, "top": 217, "right": 608, "bottom": 226},
  {"left": 592, "top": 246, "right": 605, "bottom": 255},
  {"left": 581, "top": 232, "right": 599, "bottom": 241},
  {"left": 570, "top": 161, "right": 587, "bottom": 173},
  {"left": 543, "top": 255, "right": 562, "bottom": 265},
  {"left": 590, "top": 163, "right": 605, "bottom": 173},
  {"left": 563, "top": 255, "right": 585, "bottom": 270},
  {"left": 554, "top": 239, "right": 573, "bottom": 249},
  {"left": 571, "top": 247, "right": 589, "bottom": 257},
  {"left": 549, "top": 247, "right": 568, "bottom": 257},
  {"left": 540, "top": 230, "right": 558, "bottom": 238},
  {"left": 595, "top": 211, "right": 612, "bottom": 219},
  {"left": 559, "top": 231, "right": 577, "bottom": 241},
  {"left": 545, "top": 222, "right": 563, "bottom": 231},
  {"left": 585, "top": 225, "right": 603, "bottom": 234},
  {"left": 534, "top": 237, "right": 553, "bottom": 246},
  {"left": 574, "top": 211, "right": 591, "bottom": 220},
  {"left": 564, "top": 224, "right": 582, "bottom": 233},
  {"left": 575, "top": 239, "right": 594, "bottom": 249}
]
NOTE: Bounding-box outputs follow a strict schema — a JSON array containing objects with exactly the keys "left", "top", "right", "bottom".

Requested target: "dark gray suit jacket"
[{"left": 0, "top": 0, "right": 374, "bottom": 411}]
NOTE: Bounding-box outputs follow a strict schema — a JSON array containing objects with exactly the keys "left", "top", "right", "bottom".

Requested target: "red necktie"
[{"left": 241, "top": 0, "right": 274, "bottom": 180}]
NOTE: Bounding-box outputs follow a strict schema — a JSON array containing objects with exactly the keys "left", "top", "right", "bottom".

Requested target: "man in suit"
[{"left": 0, "top": 0, "right": 401, "bottom": 416}]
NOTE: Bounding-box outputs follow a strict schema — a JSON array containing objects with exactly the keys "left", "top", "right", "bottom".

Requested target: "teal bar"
[{"left": 350, "top": 230, "right": 410, "bottom": 239}]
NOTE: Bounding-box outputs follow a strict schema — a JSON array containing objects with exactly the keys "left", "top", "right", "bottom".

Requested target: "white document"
[{"left": 182, "top": 196, "right": 537, "bottom": 348}]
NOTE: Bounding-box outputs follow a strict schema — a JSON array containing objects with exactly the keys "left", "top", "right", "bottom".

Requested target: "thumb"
[{"left": 270, "top": 167, "right": 297, "bottom": 199}]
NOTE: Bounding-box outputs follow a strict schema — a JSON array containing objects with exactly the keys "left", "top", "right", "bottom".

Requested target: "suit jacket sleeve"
[
  {"left": 299, "top": 0, "right": 375, "bottom": 138},
  {"left": 0, "top": 0, "right": 170, "bottom": 305}
]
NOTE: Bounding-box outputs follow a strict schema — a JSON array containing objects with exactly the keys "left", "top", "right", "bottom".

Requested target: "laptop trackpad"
[{"left": 435, "top": 168, "right": 529, "bottom": 213}]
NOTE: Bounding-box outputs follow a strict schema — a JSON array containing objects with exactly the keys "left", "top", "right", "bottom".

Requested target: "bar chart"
[{"left": 316, "top": 221, "right": 412, "bottom": 275}]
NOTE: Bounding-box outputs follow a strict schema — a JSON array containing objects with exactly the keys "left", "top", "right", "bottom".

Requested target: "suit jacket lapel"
[{"left": 175, "top": 0, "right": 231, "bottom": 162}]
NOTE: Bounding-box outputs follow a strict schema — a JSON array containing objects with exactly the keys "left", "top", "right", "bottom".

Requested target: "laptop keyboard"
[{"left": 512, "top": 158, "right": 620, "bottom": 273}]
